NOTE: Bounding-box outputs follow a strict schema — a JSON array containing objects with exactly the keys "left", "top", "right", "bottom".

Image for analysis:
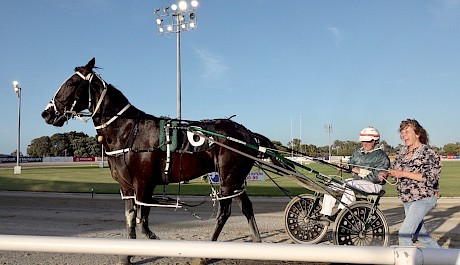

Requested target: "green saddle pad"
[{"left": 159, "top": 119, "right": 179, "bottom": 152}]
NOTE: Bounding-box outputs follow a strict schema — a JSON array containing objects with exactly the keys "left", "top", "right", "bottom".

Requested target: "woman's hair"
[{"left": 398, "top": 119, "right": 429, "bottom": 144}]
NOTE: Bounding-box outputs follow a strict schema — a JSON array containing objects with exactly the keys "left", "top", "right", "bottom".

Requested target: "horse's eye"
[{"left": 66, "top": 82, "right": 75, "bottom": 88}]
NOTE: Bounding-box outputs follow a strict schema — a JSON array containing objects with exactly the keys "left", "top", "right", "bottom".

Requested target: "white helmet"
[{"left": 359, "top": 127, "right": 380, "bottom": 142}]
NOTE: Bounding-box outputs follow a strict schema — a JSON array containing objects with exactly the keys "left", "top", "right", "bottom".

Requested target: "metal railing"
[{"left": 1, "top": 235, "right": 459, "bottom": 265}]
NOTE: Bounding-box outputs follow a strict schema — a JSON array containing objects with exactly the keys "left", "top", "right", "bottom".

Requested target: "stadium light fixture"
[{"left": 153, "top": 0, "right": 198, "bottom": 121}]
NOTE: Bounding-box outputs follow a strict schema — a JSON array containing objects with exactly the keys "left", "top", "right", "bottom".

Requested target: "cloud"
[
  {"left": 387, "top": 79, "right": 407, "bottom": 84},
  {"left": 428, "top": 71, "right": 457, "bottom": 79},
  {"left": 326, "top": 26, "right": 342, "bottom": 44},
  {"left": 194, "top": 48, "right": 229, "bottom": 80}
]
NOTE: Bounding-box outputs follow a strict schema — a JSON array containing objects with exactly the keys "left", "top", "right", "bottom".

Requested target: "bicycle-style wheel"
[
  {"left": 284, "top": 194, "right": 328, "bottom": 244},
  {"left": 332, "top": 201, "right": 389, "bottom": 246}
]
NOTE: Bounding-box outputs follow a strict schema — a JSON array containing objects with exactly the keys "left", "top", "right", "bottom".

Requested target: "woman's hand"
[
  {"left": 378, "top": 172, "right": 389, "bottom": 181},
  {"left": 389, "top": 169, "right": 405, "bottom": 179}
]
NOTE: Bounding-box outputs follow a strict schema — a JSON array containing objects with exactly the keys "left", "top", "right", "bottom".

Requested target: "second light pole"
[
  {"left": 324, "top": 124, "right": 333, "bottom": 163},
  {"left": 12, "top": 81, "right": 22, "bottom": 174},
  {"left": 154, "top": 0, "right": 198, "bottom": 121}
]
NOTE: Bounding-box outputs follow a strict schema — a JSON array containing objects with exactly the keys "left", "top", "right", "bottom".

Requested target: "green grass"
[
  {"left": 0, "top": 161, "right": 459, "bottom": 197},
  {"left": 0, "top": 167, "right": 118, "bottom": 194}
]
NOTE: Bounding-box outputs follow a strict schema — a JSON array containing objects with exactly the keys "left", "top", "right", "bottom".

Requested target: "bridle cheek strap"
[
  {"left": 75, "top": 71, "right": 130, "bottom": 130},
  {"left": 52, "top": 70, "right": 128, "bottom": 129},
  {"left": 75, "top": 71, "right": 95, "bottom": 112},
  {"left": 74, "top": 71, "right": 109, "bottom": 123}
]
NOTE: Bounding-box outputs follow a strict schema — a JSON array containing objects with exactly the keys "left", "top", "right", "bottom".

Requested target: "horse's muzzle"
[
  {"left": 41, "top": 110, "right": 66, "bottom": 127},
  {"left": 41, "top": 110, "right": 54, "bottom": 124}
]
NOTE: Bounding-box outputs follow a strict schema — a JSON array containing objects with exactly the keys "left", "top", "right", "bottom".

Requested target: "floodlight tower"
[{"left": 153, "top": 0, "right": 198, "bottom": 121}]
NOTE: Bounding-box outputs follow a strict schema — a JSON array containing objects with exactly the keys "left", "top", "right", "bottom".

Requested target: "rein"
[{"left": 278, "top": 147, "right": 397, "bottom": 185}]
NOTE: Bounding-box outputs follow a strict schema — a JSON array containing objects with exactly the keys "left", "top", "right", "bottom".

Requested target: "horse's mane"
[{"left": 106, "top": 83, "right": 129, "bottom": 102}]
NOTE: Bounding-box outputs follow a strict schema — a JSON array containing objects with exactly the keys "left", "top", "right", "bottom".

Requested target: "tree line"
[
  {"left": 26, "top": 131, "right": 101, "bottom": 157},
  {"left": 279, "top": 139, "right": 460, "bottom": 157},
  {"left": 22, "top": 131, "right": 460, "bottom": 157},
  {"left": 273, "top": 139, "right": 396, "bottom": 157}
]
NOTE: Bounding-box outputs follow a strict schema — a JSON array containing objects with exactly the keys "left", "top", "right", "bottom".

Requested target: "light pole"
[
  {"left": 100, "top": 144, "right": 104, "bottom": 168},
  {"left": 153, "top": 0, "right": 198, "bottom": 121},
  {"left": 324, "top": 124, "right": 333, "bottom": 163},
  {"left": 12, "top": 81, "right": 21, "bottom": 174}
]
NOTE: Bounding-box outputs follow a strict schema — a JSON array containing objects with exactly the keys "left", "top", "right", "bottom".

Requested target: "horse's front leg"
[
  {"left": 117, "top": 198, "right": 137, "bottom": 265},
  {"left": 137, "top": 205, "right": 160, "bottom": 239},
  {"left": 235, "top": 192, "right": 261, "bottom": 242},
  {"left": 125, "top": 199, "right": 137, "bottom": 239}
]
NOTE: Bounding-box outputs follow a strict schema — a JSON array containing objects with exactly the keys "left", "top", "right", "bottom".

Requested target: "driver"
[{"left": 320, "top": 126, "right": 390, "bottom": 222}]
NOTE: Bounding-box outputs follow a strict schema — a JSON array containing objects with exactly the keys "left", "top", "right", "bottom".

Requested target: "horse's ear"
[{"left": 85, "top": 58, "right": 96, "bottom": 71}]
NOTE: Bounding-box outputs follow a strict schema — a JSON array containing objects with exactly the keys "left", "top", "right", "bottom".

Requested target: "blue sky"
[{"left": 1, "top": 0, "right": 459, "bottom": 155}]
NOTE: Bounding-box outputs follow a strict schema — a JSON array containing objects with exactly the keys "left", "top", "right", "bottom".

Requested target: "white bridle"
[{"left": 47, "top": 71, "right": 130, "bottom": 130}]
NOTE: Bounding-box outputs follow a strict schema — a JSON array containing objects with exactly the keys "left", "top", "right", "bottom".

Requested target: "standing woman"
[{"left": 389, "top": 119, "right": 440, "bottom": 248}]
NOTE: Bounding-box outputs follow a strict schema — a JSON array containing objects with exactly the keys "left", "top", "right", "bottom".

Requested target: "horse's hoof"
[
  {"left": 143, "top": 230, "right": 161, "bottom": 240},
  {"left": 191, "top": 258, "right": 208, "bottom": 265},
  {"left": 150, "top": 233, "right": 160, "bottom": 240},
  {"left": 116, "top": 256, "right": 132, "bottom": 265}
]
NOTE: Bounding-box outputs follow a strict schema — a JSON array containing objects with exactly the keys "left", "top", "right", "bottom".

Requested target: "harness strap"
[
  {"left": 163, "top": 122, "right": 172, "bottom": 183},
  {"left": 105, "top": 148, "right": 131, "bottom": 156},
  {"left": 210, "top": 188, "right": 246, "bottom": 201},
  {"left": 89, "top": 78, "right": 108, "bottom": 118},
  {"left": 120, "top": 190, "right": 182, "bottom": 209},
  {"left": 95, "top": 103, "right": 131, "bottom": 130}
]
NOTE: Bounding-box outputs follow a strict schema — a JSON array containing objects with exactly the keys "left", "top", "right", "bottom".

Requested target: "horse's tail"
[{"left": 252, "top": 132, "right": 295, "bottom": 171}]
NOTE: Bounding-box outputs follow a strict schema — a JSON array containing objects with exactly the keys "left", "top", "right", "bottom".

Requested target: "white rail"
[{"left": 0, "top": 235, "right": 459, "bottom": 265}]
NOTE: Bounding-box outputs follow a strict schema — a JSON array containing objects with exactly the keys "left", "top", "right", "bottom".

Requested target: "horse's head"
[{"left": 42, "top": 58, "right": 97, "bottom": 127}]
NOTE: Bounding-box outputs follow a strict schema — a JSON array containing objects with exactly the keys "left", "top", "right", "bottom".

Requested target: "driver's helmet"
[{"left": 359, "top": 127, "right": 380, "bottom": 142}]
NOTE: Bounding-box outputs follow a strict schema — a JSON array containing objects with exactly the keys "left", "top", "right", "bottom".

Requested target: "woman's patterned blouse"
[{"left": 393, "top": 144, "right": 441, "bottom": 203}]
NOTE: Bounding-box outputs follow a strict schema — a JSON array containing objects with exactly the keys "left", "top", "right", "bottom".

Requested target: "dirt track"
[{"left": 0, "top": 191, "right": 459, "bottom": 265}]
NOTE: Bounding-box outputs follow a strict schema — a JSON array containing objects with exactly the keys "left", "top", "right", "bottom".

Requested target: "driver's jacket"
[{"left": 348, "top": 145, "right": 390, "bottom": 184}]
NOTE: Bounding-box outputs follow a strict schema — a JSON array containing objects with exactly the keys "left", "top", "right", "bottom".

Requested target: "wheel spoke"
[
  {"left": 284, "top": 195, "right": 328, "bottom": 244},
  {"left": 333, "top": 202, "right": 389, "bottom": 246}
]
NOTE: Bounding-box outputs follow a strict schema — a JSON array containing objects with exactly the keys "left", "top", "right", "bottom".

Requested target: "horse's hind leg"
[
  {"left": 210, "top": 198, "right": 232, "bottom": 241},
  {"left": 196, "top": 194, "right": 234, "bottom": 265},
  {"left": 235, "top": 192, "right": 261, "bottom": 242},
  {"left": 117, "top": 199, "right": 137, "bottom": 265},
  {"left": 137, "top": 205, "right": 160, "bottom": 239}
]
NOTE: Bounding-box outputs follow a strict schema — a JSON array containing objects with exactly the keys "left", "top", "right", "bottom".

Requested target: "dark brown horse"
[{"left": 42, "top": 58, "right": 287, "bottom": 265}]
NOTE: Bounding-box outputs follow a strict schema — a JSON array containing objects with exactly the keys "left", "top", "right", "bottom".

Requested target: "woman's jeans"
[{"left": 399, "top": 196, "right": 440, "bottom": 248}]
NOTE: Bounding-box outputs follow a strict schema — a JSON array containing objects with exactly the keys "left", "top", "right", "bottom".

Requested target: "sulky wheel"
[
  {"left": 284, "top": 194, "right": 328, "bottom": 244},
  {"left": 332, "top": 201, "right": 389, "bottom": 246}
]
